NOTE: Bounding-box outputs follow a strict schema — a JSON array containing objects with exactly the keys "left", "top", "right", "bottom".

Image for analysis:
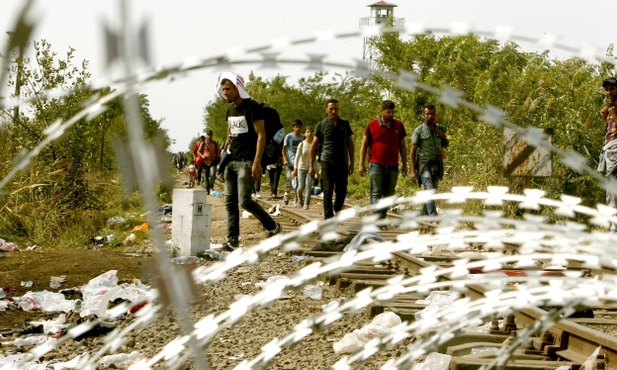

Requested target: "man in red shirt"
[{"left": 359, "top": 100, "right": 408, "bottom": 221}]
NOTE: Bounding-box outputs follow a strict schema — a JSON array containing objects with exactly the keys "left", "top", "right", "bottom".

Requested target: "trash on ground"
[
  {"left": 159, "top": 204, "right": 172, "bottom": 216},
  {"left": 132, "top": 223, "right": 149, "bottom": 232},
  {"left": 170, "top": 256, "right": 203, "bottom": 264},
  {"left": 0, "top": 239, "right": 17, "bottom": 252},
  {"left": 80, "top": 270, "right": 150, "bottom": 318},
  {"left": 343, "top": 232, "right": 384, "bottom": 252},
  {"left": 414, "top": 291, "right": 461, "bottom": 321},
  {"left": 50, "top": 276, "right": 66, "bottom": 289},
  {"left": 317, "top": 297, "right": 348, "bottom": 312},
  {"left": 303, "top": 284, "right": 322, "bottom": 300},
  {"left": 268, "top": 204, "right": 281, "bottom": 216},
  {"left": 106, "top": 216, "right": 127, "bottom": 226},
  {"left": 199, "top": 250, "right": 226, "bottom": 261},
  {"left": 411, "top": 352, "right": 452, "bottom": 370},
  {"left": 254, "top": 275, "right": 290, "bottom": 289},
  {"left": 333, "top": 311, "right": 402, "bottom": 353},
  {"left": 98, "top": 351, "right": 143, "bottom": 368},
  {"left": 123, "top": 233, "right": 137, "bottom": 245},
  {"left": 18, "top": 290, "right": 77, "bottom": 313}
]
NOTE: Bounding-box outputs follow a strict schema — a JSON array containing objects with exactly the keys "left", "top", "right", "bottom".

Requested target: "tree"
[{"left": 0, "top": 39, "right": 170, "bottom": 242}]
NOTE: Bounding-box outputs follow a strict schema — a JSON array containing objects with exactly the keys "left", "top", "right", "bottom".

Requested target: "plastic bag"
[
  {"left": 411, "top": 352, "right": 451, "bottom": 370},
  {"left": 303, "top": 285, "right": 322, "bottom": 300},
  {"left": 332, "top": 330, "right": 369, "bottom": 353},
  {"left": 333, "top": 312, "right": 402, "bottom": 353}
]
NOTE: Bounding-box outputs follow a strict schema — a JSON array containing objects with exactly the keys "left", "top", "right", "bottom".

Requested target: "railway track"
[{"left": 254, "top": 192, "right": 617, "bottom": 370}]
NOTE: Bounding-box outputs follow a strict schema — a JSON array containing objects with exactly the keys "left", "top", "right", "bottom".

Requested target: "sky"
[{"left": 1, "top": 0, "right": 615, "bottom": 152}]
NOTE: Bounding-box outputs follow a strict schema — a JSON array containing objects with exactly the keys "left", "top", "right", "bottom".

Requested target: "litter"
[{"left": 132, "top": 223, "right": 149, "bottom": 232}]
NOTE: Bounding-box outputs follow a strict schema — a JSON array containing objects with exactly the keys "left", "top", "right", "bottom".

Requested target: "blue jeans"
[
  {"left": 368, "top": 163, "right": 399, "bottom": 219},
  {"left": 203, "top": 164, "right": 216, "bottom": 193},
  {"left": 285, "top": 165, "right": 296, "bottom": 193},
  {"left": 321, "top": 161, "right": 349, "bottom": 219},
  {"left": 297, "top": 169, "right": 313, "bottom": 206},
  {"left": 224, "top": 160, "right": 276, "bottom": 247},
  {"left": 420, "top": 166, "right": 440, "bottom": 216}
]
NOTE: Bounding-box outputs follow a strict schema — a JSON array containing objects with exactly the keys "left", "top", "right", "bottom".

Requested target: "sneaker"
[
  {"left": 303, "top": 205, "right": 309, "bottom": 210},
  {"left": 268, "top": 222, "right": 282, "bottom": 237},
  {"left": 283, "top": 193, "right": 289, "bottom": 205},
  {"left": 222, "top": 242, "right": 238, "bottom": 252},
  {"left": 256, "top": 192, "right": 262, "bottom": 198}
]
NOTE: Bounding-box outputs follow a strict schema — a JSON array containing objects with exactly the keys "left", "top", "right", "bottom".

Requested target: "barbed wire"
[{"left": 2, "top": 1, "right": 617, "bottom": 369}]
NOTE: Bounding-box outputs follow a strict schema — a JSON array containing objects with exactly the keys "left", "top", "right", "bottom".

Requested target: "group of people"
[
  {"left": 213, "top": 70, "right": 452, "bottom": 251},
  {"left": 171, "top": 151, "right": 187, "bottom": 171},
  {"left": 211, "top": 70, "right": 617, "bottom": 250},
  {"left": 253, "top": 118, "right": 313, "bottom": 207},
  {"left": 599, "top": 76, "right": 617, "bottom": 233},
  {"left": 189, "top": 130, "right": 220, "bottom": 194}
]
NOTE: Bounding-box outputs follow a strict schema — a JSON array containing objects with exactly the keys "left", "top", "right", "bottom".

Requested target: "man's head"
[
  {"left": 216, "top": 71, "right": 250, "bottom": 105},
  {"left": 292, "top": 119, "right": 303, "bottom": 134},
  {"left": 325, "top": 98, "right": 339, "bottom": 122},
  {"left": 206, "top": 129, "right": 213, "bottom": 139},
  {"left": 603, "top": 77, "right": 617, "bottom": 103},
  {"left": 381, "top": 100, "right": 395, "bottom": 122},
  {"left": 423, "top": 104, "right": 437, "bottom": 125},
  {"left": 199, "top": 135, "right": 206, "bottom": 141}
]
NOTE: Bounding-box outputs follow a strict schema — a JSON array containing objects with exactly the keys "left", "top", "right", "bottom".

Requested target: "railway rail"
[{"left": 255, "top": 193, "right": 617, "bottom": 370}]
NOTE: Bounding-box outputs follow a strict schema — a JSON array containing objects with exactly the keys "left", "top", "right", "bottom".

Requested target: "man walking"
[
  {"left": 216, "top": 70, "right": 282, "bottom": 251},
  {"left": 310, "top": 98, "right": 354, "bottom": 219},
  {"left": 282, "top": 119, "right": 304, "bottom": 206},
  {"left": 359, "top": 100, "right": 408, "bottom": 221},
  {"left": 410, "top": 104, "right": 449, "bottom": 216},
  {"left": 598, "top": 77, "right": 617, "bottom": 233}
]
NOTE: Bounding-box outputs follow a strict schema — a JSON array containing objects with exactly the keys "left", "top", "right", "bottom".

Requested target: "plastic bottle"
[
  {"left": 317, "top": 298, "right": 348, "bottom": 312},
  {"left": 273, "top": 127, "right": 285, "bottom": 144},
  {"left": 201, "top": 250, "right": 226, "bottom": 261},
  {"left": 303, "top": 284, "right": 322, "bottom": 300},
  {"left": 170, "top": 256, "right": 202, "bottom": 265},
  {"left": 99, "top": 351, "right": 142, "bottom": 367}
]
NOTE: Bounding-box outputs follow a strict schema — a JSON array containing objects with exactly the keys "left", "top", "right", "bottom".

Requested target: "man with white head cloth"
[{"left": 216, "top": 71, "right": 282, "bottom": 250}]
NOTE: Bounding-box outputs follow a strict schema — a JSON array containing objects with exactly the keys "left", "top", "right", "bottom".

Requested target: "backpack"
[{"left": 252, "top": 101, "right": 285, "bottom": 168}]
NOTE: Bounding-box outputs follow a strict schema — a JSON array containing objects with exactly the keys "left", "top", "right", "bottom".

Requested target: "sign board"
[{"left": 503, "top": 127, "right": 553, "bottom": 177}]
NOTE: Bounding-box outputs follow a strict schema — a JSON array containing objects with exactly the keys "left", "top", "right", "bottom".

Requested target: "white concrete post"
[{"left": 172, "top": 189, "right": 211, "bottom": 256}]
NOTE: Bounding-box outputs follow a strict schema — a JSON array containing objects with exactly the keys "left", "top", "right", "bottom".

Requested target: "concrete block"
[{"left": 172, "top": 189, "right": 211, "bottom": 256}]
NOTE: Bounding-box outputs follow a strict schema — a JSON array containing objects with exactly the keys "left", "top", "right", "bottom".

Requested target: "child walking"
[{"left": 292, "top": 127, "right": 315, "bottom": 210}]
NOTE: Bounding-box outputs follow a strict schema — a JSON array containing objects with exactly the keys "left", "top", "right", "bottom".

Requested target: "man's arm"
[
  {"left": 410, "top": 144, "right": 418, "bottom": 182},
  {"left": 282, "top": 136, "right": 289, "bottom": 166},
  {"left": 399, "top": 137, "right": 408, "bottom": 177},
  {"left": 347, "top": 135, "right": 355, "bottom": 176},
  {"left": 252, "top": 119, "right": 266, "bottom": 181},
  {"left": 609, "top": 105, "right": 617, "bottom": 122},
  {"left": 358, "top": 134, "right": 369, "bottom": 176},
  {"left": 309, "top": 136, "right": 319, "bottom": 178}
]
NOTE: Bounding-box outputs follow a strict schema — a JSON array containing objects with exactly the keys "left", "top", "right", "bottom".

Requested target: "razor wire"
[{"left": 2, "top": 0, "right": 617, "bottom": 369}]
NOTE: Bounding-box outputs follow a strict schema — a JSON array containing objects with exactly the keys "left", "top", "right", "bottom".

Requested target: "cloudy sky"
[{"left": 1, "top": 0, "right": 615, "bottom": 152}]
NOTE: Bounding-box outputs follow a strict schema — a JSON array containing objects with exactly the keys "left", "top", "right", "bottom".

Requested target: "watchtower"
[{"left": 359, "top": 1, "right": 405, "bottom": 69}]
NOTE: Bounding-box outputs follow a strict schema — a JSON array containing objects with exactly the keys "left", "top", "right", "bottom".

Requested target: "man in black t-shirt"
[
  {"left": 216, "top": 71, "right": 282, "bottom": 250},
  {"left": 309, "top": 98, "right": 355, "bottom": 219}
]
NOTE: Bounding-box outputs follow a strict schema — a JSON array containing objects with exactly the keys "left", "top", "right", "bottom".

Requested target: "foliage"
[
  {"left": 0, "top": 39, "right": 171, "bottom": 246},
  {"left": 371, "top": 32, "right": 616, "bottom": 217},
  {"left": 199, "top": 33, "right": 617, "bottom": 224}
]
